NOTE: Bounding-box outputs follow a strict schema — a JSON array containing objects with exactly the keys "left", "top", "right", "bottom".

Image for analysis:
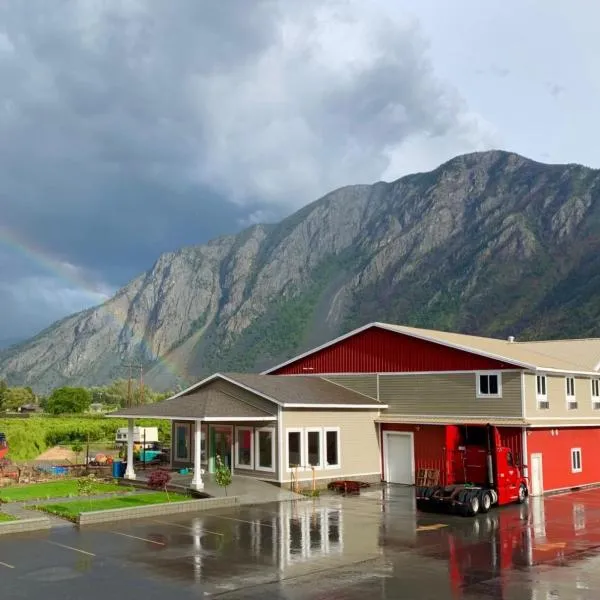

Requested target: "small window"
[
  {"left": 536, "top": 375, "right": 547, "bottom": 397},
  {"left": 325, "top": 428, "right": 340, "bottom": 468},
  {"left": 592, "top": 379, "right": 600, "bottom": 401},
  {"left": 571, "top": 448, "right": 582, "bottom": 473},
  {"left": 287, "top": 430, "right": 303, "bottom": 469},
  {"left": 506, "top": 451, "right": 514, "bottom": 467},
  {"left": 477, "top": 372, "right": 501, "bottom": 397},
  {"left": 566, "top": 377, "right": 575, "bottom": 397}
]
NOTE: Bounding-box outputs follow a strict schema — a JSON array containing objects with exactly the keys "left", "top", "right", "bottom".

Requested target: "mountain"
[
  {"left": 0, "top": 338, "right": 23, "bottom": 351},
  {"left": 2, "top": 150, "right": 600, "bottom": 393}
]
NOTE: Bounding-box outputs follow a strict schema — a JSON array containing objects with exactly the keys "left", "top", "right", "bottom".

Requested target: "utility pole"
[{"left": 122, "top": 363, "right": 143, "bottom": 407}]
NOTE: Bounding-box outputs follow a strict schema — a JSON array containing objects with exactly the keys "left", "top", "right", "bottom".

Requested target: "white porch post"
[
  {"left": 124, "top": 418, "right": 136, "bottom": 480},
  {"left": 191, "top": 419, "right": 204, "bottom": 491}
]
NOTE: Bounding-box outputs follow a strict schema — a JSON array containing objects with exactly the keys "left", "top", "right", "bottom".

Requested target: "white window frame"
[
  {"left": 566, "top": 376, "right": 577, "bottom": 410},
  {"left": 304, "top": 427, "right": 323, "bottom": 470},
  {"left": 286, "top": 428, "right": 305, "bottom": 472},
  {"left": 234, "top": 426, "right": 254, "bottom": 470},
  {"left": 592, "top": 379, "right": 600, "bottom": 409},
  {"left": 476, "top": 371, "right": 502, "bottom": 398},
  {"left": 254, "top": 427, "right": 276, "bottom": 472},
  {"left": 571, "top": 448, "right": 582, "bottom": 473},
  {"left": 324, "top": 427, "right": 341, "bottom": 469},
  {"left": 536, "top": 374, "right": 549, "bottom": 409}
]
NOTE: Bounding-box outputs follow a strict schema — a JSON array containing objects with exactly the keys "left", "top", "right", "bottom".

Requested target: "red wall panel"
[
  {"left": 528, "top": 427, "right": 600, "bottom": 492},
  {"left": 273, "top": 326, "right": 520, "bottom": 374}
]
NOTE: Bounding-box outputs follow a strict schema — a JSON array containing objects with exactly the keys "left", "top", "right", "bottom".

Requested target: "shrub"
[{"left": 214, "top": 455, "right": 232, "bottom": 496}]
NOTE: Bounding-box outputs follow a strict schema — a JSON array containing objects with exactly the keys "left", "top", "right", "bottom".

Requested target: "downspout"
[{"left": 521, "top": 371, "right": 529, "bottom": 479}]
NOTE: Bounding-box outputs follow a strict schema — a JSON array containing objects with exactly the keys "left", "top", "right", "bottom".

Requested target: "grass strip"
[
  {"left": 0, "top": 479, "right": 124, "bottom": 503},
  {"left": 0, "top": 513, "right": 17, "bottom": 522}
]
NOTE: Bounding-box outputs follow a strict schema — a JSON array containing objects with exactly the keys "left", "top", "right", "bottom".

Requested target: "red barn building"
[{"left": 265, "top": 322, "right": 600, "bottom": 496}]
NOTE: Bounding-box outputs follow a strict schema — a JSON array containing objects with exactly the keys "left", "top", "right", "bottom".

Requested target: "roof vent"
[{"left": 508, "top": 336, "right": 515, "bottom": 343}]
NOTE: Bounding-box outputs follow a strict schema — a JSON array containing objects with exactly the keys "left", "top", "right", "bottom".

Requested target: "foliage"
[
  {"left": 46, "top": 387, "right": 91, "bottom": 415},
  {"left": 0, "top": 416, "right": 171, "bottom": 460},
  {"left": 0, "top": 379, "right": 7, "bottom": 408},
  {"left": 1, "top": 386, "right": 36, "bottom": 411},
  {"left": 0, "top": 513, "right": 16, "bottom": 522},
  {"left": 34, "top": 492, "right": 188, "bottom": 522},
  {"left": 147, "top": 469, "right": 172, "bottom": 501},
  {"left": 214, "top": 454, "right": 232, "bottom": 495},
  {"left": 71, "top": 441, "right": 84, "bottom": 463},
  {"left": 77, "top": 475, "right": 97, "bottom": 508}
]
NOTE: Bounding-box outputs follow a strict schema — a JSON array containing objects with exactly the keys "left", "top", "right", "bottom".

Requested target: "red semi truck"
[{"left": 416, "top": 424, "right": 528, "bottom": 517}]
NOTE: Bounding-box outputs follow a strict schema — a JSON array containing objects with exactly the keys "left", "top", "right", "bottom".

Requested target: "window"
[
  {"left": 477, "top": 372, "right": 501, "bottom": 397},
  {"left": 571, "top": 448, "right": 582, "bottom": 473},
  {"left": 287, "top": 429, "right": 303, "bottom": 470},
  {"left": 200, "top": 424, "right": 207, "bottom": 464},
  {"left": 174, "top": 423, "right": 191, "bottom": 461},
  {"left": 506, "top": 451, "right": 514, "bottom": 467},
  {"left": 255, "top": 427, "right": 275, "bottom": 472},
  {"left": 235, "top": 426, "right": 254, "bottom": 469},
  {"left": 592, "top": 380, "right": 600, "bottom": 410},
  {"left": 566, "top": 377, "right": 577, "bottom": 410},
  {"left": 536, "top": 374, "right": 549, "bottom": 409},
  {"left": 305, "top": 429, "right": 322, "bottom": 468},
  {"left": 324, "top": 428, "right": 340, "bottom": 469}
]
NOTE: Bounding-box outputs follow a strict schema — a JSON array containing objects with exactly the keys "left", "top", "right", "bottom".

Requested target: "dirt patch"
[{"left": 36, "top": 446, "right": 76, "bottom": 463}]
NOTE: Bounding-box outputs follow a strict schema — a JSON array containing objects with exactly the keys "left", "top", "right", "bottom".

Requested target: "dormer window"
[{"left": 566, "top": 377, "right": 577, "bottom": 410}]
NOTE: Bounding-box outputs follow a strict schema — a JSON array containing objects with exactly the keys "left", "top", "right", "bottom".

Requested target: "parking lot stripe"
[
  {"left": 111, "top": 531, "right": 166, "bottom": 546},
  {"left": 46, "top": 541, "right": 96, "bottom": 557},
  {"left": 150, "top": 519, "right": 224, "bottom": 536},
  {"left": 416, "top": 524, "right": 447, "bottom": 532},
  {"left": 0, "top": 561, "right": 15, "bottom": 569},
  {"left": 210, "top": 515, "right": 275, "bottom": 528}
]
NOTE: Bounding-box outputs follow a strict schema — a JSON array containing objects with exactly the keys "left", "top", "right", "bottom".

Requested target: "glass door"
[{"left": 209, "top": 426, "right": 233, "bottom": 472}]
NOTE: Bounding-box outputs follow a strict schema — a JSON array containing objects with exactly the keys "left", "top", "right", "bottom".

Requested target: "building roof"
[
  {"left": 111, "top": 373, "right": 385, "bottom": 420},
  {"left": 375, "top": 415, "right": 529, "bottom": 427},
  {"left": 110, "top": 386, "right": 276, "bottom": 421},
  {"left": 264, "top": 322, "right": 600, "bottom": 375}
]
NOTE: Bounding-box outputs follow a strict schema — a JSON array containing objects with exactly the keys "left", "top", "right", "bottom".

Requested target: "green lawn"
[
  {"left": 0, "top": 479, "right": 124, "bottom": 503},
  {"left": 0, "top": 513, "right": 17, "bottom": 522},
  {"left": 35, "top": 492, "right": 188, "bottom": 521}
]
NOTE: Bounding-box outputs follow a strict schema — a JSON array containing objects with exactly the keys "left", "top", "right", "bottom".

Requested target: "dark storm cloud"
[{"left": 0, "top": 0, "right": 490, "bottom": 339}]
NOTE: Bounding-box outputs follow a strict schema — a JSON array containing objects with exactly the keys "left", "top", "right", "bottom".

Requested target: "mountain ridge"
[{"left": 2, "top": 149, "right": 600, "bottom": 393}]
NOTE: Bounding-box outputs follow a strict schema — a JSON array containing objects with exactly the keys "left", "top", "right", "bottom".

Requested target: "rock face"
[{"left": 2, "top": 150, "right": 600, "bottom": 392}]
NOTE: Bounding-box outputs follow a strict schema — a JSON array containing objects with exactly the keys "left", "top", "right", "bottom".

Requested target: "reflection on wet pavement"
[{"left": 4, "top": 486, "right": 600, "bottom": 598}]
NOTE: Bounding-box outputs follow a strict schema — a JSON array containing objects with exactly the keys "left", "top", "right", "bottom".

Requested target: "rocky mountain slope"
[{"left": 2, "top": 150, "right": 600, "bottom": 393}]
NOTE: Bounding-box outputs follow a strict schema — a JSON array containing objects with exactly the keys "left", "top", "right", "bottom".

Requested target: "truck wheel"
[
  {"left": 517, "top": 483, "right": 528, "bottom": 504},
  {"left": 478, "top": 490, "right": 492, "bottom": 513},
  {"left": 465, "top": 491, "right": 480, "bottom": 516}
]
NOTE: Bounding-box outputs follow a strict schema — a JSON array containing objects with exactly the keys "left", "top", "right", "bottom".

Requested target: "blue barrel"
[{"left": 112, "top": 460, "right": 123, "bottom": 478}]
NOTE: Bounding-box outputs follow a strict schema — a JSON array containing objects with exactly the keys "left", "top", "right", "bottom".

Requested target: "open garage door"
[{"left": 383, "top": 432, "right": 414, "bottom": 485}]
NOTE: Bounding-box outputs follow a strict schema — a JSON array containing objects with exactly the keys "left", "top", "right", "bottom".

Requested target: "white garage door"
[{"left": 384, "top": 432, "right": 414, "bottom": 485}]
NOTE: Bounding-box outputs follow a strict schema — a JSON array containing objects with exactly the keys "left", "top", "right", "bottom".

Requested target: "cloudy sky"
[{"left": 1, "top": 0, "right": 599, "bottom": 343}]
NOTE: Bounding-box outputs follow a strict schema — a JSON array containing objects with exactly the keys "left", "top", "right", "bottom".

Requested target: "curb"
[
  {"left": 0, "top": 517, "right": 52, "bottom": 536},
  {"left": 78, "top": 496, "right": 240, "bottom": 526}
]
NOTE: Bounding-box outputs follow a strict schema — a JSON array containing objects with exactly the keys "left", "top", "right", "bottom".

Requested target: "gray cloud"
[{"left": 0, "top": 0, "right": 491, "bottom": 340}]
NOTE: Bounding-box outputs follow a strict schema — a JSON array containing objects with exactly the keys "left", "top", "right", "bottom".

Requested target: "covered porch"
[{"left": 109, "top": 378, "right": 280, "bottom": 492}]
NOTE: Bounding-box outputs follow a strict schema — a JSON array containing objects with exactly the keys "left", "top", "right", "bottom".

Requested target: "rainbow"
[{"left": 0, "top": 224, "right": 185, "bottom": 387}]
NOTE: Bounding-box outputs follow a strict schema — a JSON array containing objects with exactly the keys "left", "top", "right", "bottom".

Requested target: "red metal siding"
[
  {"left": 527, "top": 427, "right": 600, "bottom": 492},
  {"left": 273, "top": 326, "right": 520, "bottom": 374}
]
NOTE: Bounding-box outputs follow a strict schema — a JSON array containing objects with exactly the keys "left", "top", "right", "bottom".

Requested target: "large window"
[
  {"left": 287, "top": 429, "right": 303, "bottom": 470},
  {"left": 571, "top": 448, "right": 582, "bottom": 473},
  {"left": 255, "top": 427, "right": 275, "bottom": 472},
  {"left": 235, "top": 427, "right": 254, "bottom": 469},
  {"left": 305, "top": 429, "right": 322, "bottom": 468},
  {"left": 175, "top": 423, "right": 191, "bottom": 461},
  {"left": 477, "top": 372, "right": 501, "bottom": 397},
  {"left": 325, "top": 428, "right": 340, "bottom": 469}
]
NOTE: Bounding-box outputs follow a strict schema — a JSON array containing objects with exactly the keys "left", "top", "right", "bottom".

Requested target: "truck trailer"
[{"left": 415, "top": 424, "right": 528, "bottom": 517}]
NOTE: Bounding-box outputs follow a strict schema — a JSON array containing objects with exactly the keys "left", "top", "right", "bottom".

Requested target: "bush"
[{"left": 147, "top": 469, "right": 172, "bottom": 490}]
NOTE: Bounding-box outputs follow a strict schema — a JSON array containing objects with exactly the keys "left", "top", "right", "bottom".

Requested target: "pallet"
[{"left": 416, "top": 468, "right": 440, "bottom": 487}]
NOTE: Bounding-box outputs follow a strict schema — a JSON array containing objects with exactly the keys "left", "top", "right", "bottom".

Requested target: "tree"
[
  {"left": 214, "top": 455, "right": 232, "bottom": 496},
  {"left": 2, "top": 387, "right": 35, "bottom": 411},
  {"left": 71, "top": 442, "right": 84, "bottom": 464},
  {"left": 0, "top": 379, "right": 8, "bottom": 410},
  {"left": 147, "top": 469, "right": 172, "bottom": 501},
  {"left": 45, "top": 387, "right": 91, "bottom": 415}
]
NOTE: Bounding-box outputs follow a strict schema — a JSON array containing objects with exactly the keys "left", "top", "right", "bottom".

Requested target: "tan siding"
[
  {"left": 321, "top": 375, "right": 378, "bottom": 399},
  {"left": 525, "top": 372, "right": 600, "bottom": 424},
  {"left": 209, "top": 380, "right": 277, "bottom": 415},
  {"left": 379, "top": 372, "right": 522, "bottom": 417},
  {"left": 281, "top": 409, "right": 380, "bottom": 482}
]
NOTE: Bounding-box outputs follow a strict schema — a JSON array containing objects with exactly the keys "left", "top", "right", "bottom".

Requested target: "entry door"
[
  {"left": 530, "top": 453, "right": 544, "bottom": 497},
  {"left": 384, "top": 432, "right": 414, "bottom": 485}
]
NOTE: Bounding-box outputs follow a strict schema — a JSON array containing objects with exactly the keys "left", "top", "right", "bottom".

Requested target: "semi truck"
[{"left": 416, "top": 424, "right": 528, "bottom": 517}]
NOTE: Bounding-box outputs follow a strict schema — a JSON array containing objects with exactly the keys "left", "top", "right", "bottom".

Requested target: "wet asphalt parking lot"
[{"left": 3, "top": 486, "right": 600, "bottom": 599}]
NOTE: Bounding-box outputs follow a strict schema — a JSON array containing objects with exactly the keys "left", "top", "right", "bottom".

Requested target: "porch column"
[
  {"left": 124, "top": 418, "right": 136, "bottom": 480},
  {"left": 191, "top": 419, "right": 204, "bottom": 491}
]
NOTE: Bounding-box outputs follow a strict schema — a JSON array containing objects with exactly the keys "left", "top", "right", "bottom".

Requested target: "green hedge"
[{"left": 0, "top": 416, "right": 171, "bottom": 461}]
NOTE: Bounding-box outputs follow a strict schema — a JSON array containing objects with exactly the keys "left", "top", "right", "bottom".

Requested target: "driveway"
[{"left": 2, "top": 485, "right": 600, "bottom": 598}]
